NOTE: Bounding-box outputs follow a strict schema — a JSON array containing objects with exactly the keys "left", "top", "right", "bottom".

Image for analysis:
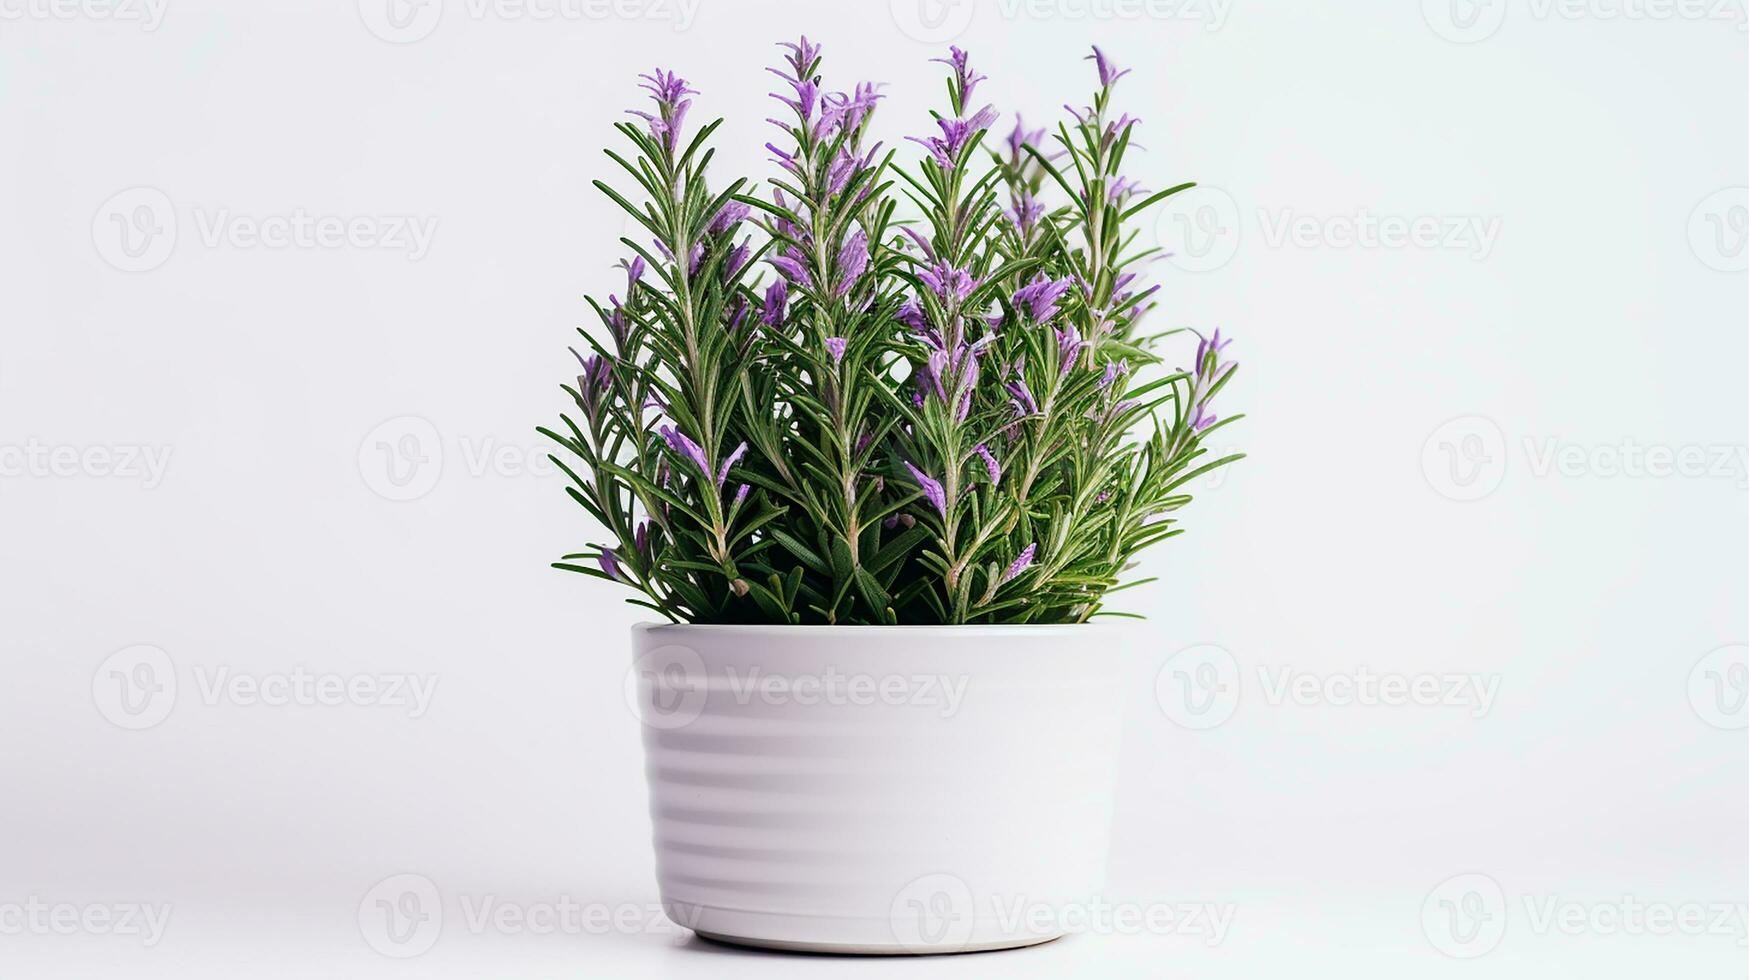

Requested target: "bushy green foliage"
[{"left": 541, "top": 40, "right": 1242, "bottom": 624}]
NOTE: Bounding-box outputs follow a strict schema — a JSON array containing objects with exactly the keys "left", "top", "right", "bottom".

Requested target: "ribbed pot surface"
[{"left": 629, "top": 624, "right": 1128, "bottom": 954}]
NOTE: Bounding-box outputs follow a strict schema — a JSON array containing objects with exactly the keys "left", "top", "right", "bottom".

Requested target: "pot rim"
[{"left": 633, "top": 622, "right": 1137, "bottom": 637}]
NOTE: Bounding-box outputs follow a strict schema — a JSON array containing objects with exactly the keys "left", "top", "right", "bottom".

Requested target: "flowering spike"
[
  {"left": 903, "top": 461, "right": 948, "bottom": 518},
  {"left": 1000, "top": 543, "right": 1037, "bottom": 584},
  {"left": 598, "top": 548, "right": 627, "bottom": 583},
  {"left": 660, "top": 425, "right": 710, "bottom": 476},
  {"left": 717, "top": 442, "right": 748, "bottom": 487},
  {"left": 1087, "top": 46, "right": 1130, "bottom": 88},
  {"left": 762, "top": 278, "right": 789, "bottom": 326},
  {"left": 974, "top": 444, "right": 1001, "bottom": 485}
]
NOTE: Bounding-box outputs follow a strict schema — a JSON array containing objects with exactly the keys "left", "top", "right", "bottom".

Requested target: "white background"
[{"left": 3, "top": 0, "right": 1748, "bottom": 976}]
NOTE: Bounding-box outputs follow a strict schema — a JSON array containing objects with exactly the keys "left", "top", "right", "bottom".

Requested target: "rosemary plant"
[{"left": 542, "top": 40, "right": 1243, "bottom": 625}]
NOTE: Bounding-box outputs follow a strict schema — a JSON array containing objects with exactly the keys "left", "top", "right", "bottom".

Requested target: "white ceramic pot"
[{"left": 628, "top": 623, "right": 1130, "bottom": 954}]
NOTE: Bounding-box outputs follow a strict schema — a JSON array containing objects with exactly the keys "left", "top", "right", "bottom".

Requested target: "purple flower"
[
  {"left": 896, "top": 298, "right": 932, "bottom": 338},
  {"left": 629, "top": 68, "right": 697, "bottom": 151},
  {"left": 598, "top": 548, "right": 627, "bottom": 582},
  {"left": 708, "top": 202, "right": 751, "bottom": 236},
  {"left": 824, "top": 336, "right": 848, "bottom": 364},
  {"left": 1190, "top": 403, "right": 1218, "bottom": 432},
  {"left": 717, "top": 442, "right": 747, "bottom": 487},
  {"left": 974, "top": 443, "right": 1001, "bottom": 485},
  {"left": 1006, "top": 115, "right": 1045, "bottom": 163},
  {"left": 726, "top": 295, "right": 750, "bottom": 333},
  {"left": 1007, "top": 192, "right": 1044, "bottom": 234},
  {"left": 1099, "top": 360, "right": 1128, "bottom": 390},
  {"left": 778, "top": 36, "right": 822, "bottom": 81},
  {"left": 618, "top": 256, "right": 645, "bottom": 290},
  {"left": 659, "top": 425, "right": 710, "bottom": 476},
  {"left": 820, "top": 82, "right": 884, "bottom": 138},
  {"left": 931, "top": 46, "right": 986, "bottom": 102},
  {"left": 907, "top": 105, "right": 999, "bottom": 169},
  {"left": 1012, "top": 273, "right": 1073, "bottom": 322},
  {"left": 572, "top": 350, "right": 613, "bottom": 423},
  {"left": 606, "top": 296, "right": 629, "bottom": 347},
  {"left": 1000, "top": 543, "right": 1037, "bottom": 584},
  {"left": 1005, "top": 378, "right": 1040, "bottom": 416},
  {"left": 1087, "top": 46, "right": 1131, "bottom": 88},
  {"left": 899, "top": 226, "right": 938, "bottom": 262},
  {"left": 919, "top": 262, "right": 979, "bottom": 303},
  {"left": 835, "top": 229, "right": 869, "bottom": 296},
  {"left": 903, "top": 461, "right": 949, "bottom": 517},
  {"left": 769, "top": 252, "right": 813, "bottom": 288},
  {"left": 733, "top": 483, "right": 751, "bottom": 508},
  {"left": 634, "top": 521, "right": 650, "bottom": 556},
  {"left": 766, "top": 140, "right": 806, "bottom": 177},
  {"left": 723, "top": 240, "right": 751, "bottom": 281},
  {"left": 1194, "top": 328, "right": 1233, "bottom": 375},
  {"left": 1107, "top": 177, "right": 1141, "bottom": 203},
  {"left": 1056, "top": 324, "right": 1086, "bottom": 373},
  {"left": 754, "top": 283, "right": 786, "bottom": 332},
  {"left": 953, "top": 353, "right": 979, "bottom": 421}
]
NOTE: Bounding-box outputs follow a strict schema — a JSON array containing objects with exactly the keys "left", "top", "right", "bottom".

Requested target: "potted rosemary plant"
[{"left": 543, "top": 39, "right": 1241, "bottom": 954}]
